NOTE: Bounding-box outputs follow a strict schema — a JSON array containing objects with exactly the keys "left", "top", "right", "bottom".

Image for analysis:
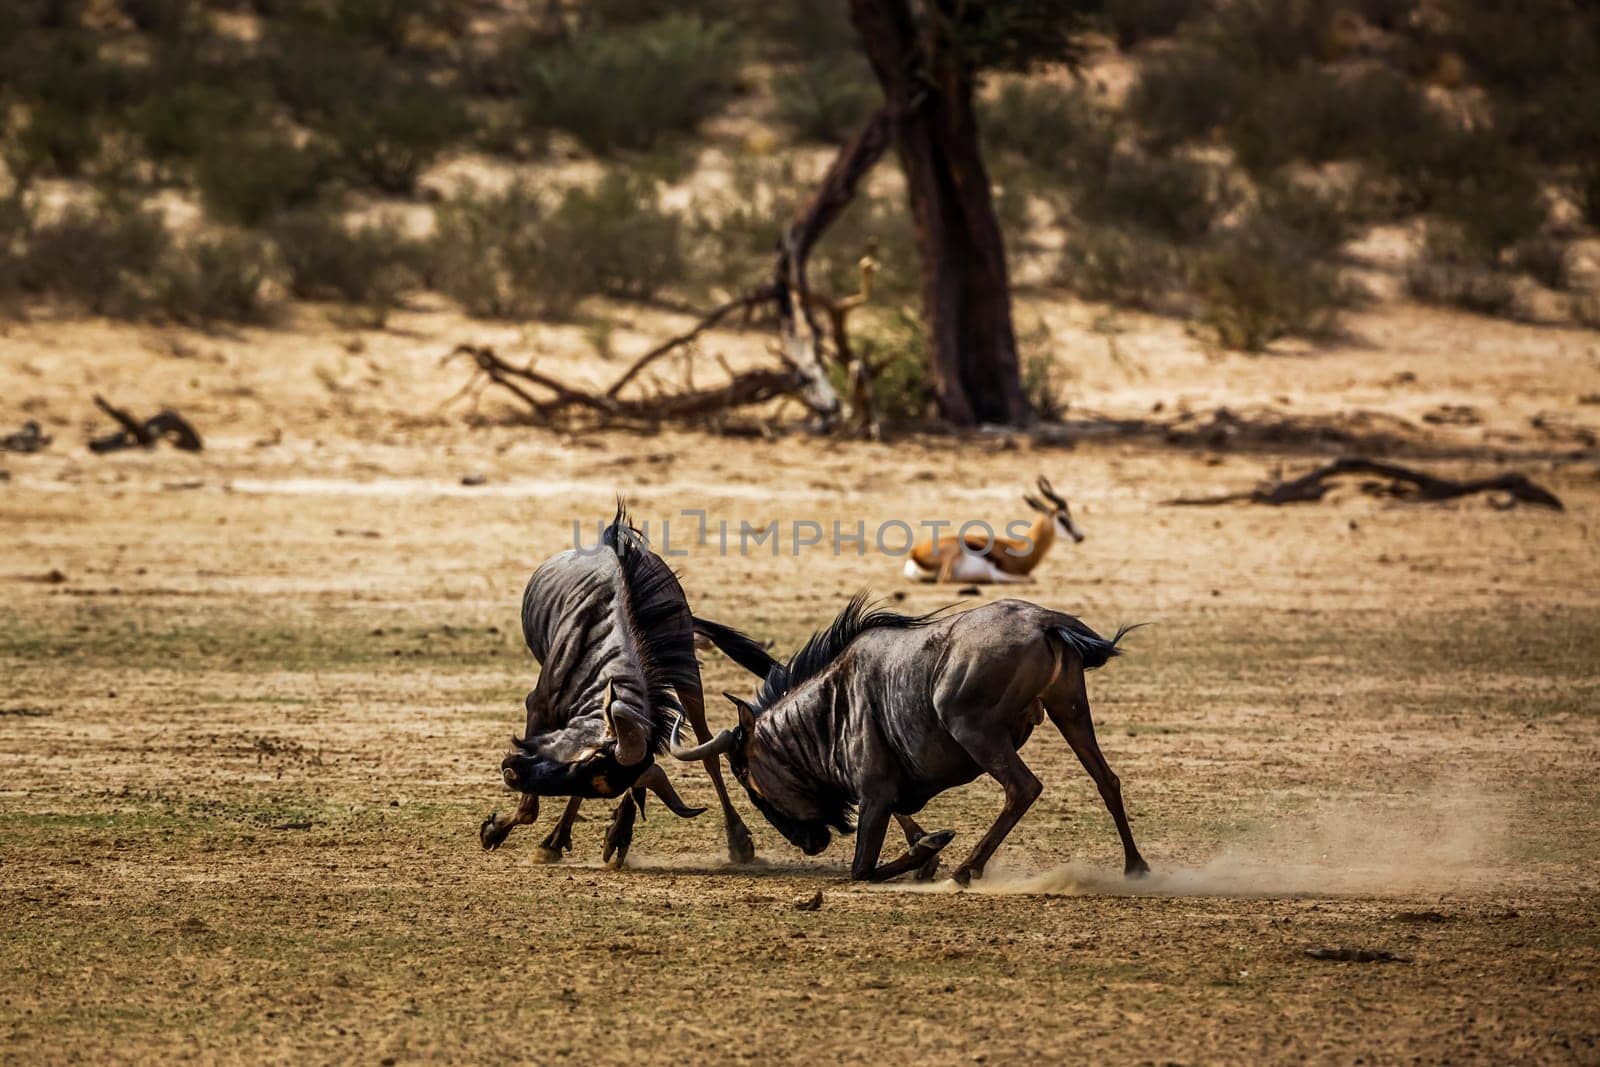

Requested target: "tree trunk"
[{"left": 848, "top": 0, "right": 1031, "bottom": 427}]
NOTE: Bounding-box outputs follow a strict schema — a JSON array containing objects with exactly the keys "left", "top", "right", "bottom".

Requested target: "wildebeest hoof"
[
  {"left": 533, "top": 845, "right": 565, "bottom": 864},
  {"left": 605, "top": 848, "right": 629, "bottom": 870},
  {"left": 914, "top": 829, "right": 955, "bottom": 854},
  {"left": 479, "top": 813, "right": 509, "bottom": 851},
  {"left": 914, "top": 854, "right": 942, "bottom": 881},
  {"left": 952, "top": 863, "right": 981, "bottom": 888},
  {"left": 1126, "top": 858, "right": 1152, "bottom": 879},
  {"left": 726, "top": 821, "right": 756, "bottom": 865}
]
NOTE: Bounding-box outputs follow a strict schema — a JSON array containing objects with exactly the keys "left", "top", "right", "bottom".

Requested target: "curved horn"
[
  {"left": 602, "top": 680, "right": 648, "bottom": 767},
  {"left": 1022, "top": 493, "right": 1050, "bottom": 514},
  {"left": 669, "top": 716, "right": 739, "bottom": 762},
  {"left": 1037, "top": 476, "right": 1066, "bottom": 508},
  {"left": 632, "top": 765, "right": 707, "bottom": 819}
]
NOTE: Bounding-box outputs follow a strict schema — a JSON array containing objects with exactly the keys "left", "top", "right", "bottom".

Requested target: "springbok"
[
  {"left": 902, "top": 477, "right": 1084, "bottom": 584},
  {"left": 671, "top": 595, "right": 1148, "bottom": 884},
  {"left": 478, "top": 509, "right": 768, "bottom": 866}
]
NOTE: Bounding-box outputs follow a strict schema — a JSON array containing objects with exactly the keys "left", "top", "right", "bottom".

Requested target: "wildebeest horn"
[
  {"left": 1037, "top": 476, "right": 1066, "bottom": 508},
  {"left": 669, "top": 715, "right": 739, "bottom": 762},
  {"left": 602, "top": 680, "right": 648, "bottom": 767},
  {"left": 632, "top": 764, "right": 706, "bottom": 819}
]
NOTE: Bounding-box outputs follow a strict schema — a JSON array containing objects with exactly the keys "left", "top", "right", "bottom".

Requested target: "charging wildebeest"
[
  {"left": 671, "top": 596, "right": 1149, "bottom": 884},
  {"left": 478, "top": 510, "right": 768, "bottom": 866}
]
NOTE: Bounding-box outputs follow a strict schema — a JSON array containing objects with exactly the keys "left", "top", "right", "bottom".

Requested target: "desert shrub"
[
  {"left": 1103, "top": 0, "right": 1204, "bottom": 48},
  {"left": 1405, "top": 221, "right": 1519, "bottom": 316},
  {"left": 1083, "top": 151, "right": 1232, "bottom": 244},
  {"left": 269, "top": 207, "right": 416, "bottom": 321},
  {"left": 316, "top": 75, "right": 467, "bottom": 193},
  {"left": 1204, "top": 0, "right": 1343, "bottom": 73},
  {"left": 1430, "top": 146, "right": 1545, "bottom": 259},
  {"left": 1256, "top": 178, "right": 1354, "bottom": 258},
  {"left": 429, "top": 174, "right": 684, "bottom": 319},
  {"left": 773, "top": 57, "right": 878, "bottom": 144},
  {"left": 1512, "top": 237, "right": 1570, "bottom": 291},
  {"left": 133, "top": 83, "right": 263, "bottom": 166},
  {"left": 1194, "top": 217, "right": 1348, "bottom": 349},
  {"left": 1022, "top": 348, "right": 1069, "bottom": 420},
  {"left": 19, "top": 197, "right": 170, "bottom": 315},
  {"left": 1227, "top": 65, "right": 1429, "bottom": 175},
  {"left": 844, "top": 309, "right": 930, "bottom": 423},
  {"left": 4, "top": 35, "right": 139, "bottom": 177},
  {"left": 1058, "top": 224, "right": 1191, "bottom": 310},
  {"left": 1128, "top": 44, "right": 1245, "bottom": 148},
  {"left": 192, "top": 128, "right": 324, "bottom": 226},
  {"left": 982, "top": 79, "right": 1118, "bottom": 183},
  {"left": 750, "top": 2, "right": 859, "bottom": 61},
  {"left": 813, "top": 190, "right": 920, "bottom": 305},
  {"left": 159, "top": 231, "right": 279, "bottom": 325},
  {"left": 523, "top": 15, "right": 742, "bottom": 154},
  {"left": 121, "top": 0, "right": 201, "bottom": 35},
  {"left": 545, "top": 172, "right": 687, "bottom": 303}
]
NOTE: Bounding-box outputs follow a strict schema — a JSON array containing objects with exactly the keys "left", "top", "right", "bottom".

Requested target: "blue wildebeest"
[
  {"left": 671, "top": 596, "right": 1149, "bottom": 884},
  {"left": 478, "top": 511, "right": 768, "bottom": 866}
]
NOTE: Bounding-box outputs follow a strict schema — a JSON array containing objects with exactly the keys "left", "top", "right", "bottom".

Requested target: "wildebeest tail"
[
  {"left": 1051, "top": 618, "right": 1141, "bottom": 671},
  {"left": 692, "top": 615, "right": 779, "bottom": 681}
]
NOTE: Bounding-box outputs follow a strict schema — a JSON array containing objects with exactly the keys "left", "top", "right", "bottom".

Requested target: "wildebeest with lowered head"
[
  {"left": 479, "top": 509, "right": 765, "bottom": 865},
  {"left": 672, "top": 596, "right": 1149, "bottom": 883}
]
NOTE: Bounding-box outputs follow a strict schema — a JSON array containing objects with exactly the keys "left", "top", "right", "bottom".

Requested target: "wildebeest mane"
[
  {"left": 603, "top": 505, "right": 699, "bottom": 753},
  {"left": 752, "top": 591, "right": 941, "bottom": 715}
]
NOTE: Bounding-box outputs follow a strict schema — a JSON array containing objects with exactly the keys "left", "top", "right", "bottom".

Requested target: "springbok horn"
[
  {"left": 1037, "top": 476, "right": 1066, "bottom": 508},
  {"left": 602, "top": 680, "right": 648, "bottom": 767},
  {"left": 669, "top": 716, "right": 739, "bottom": 762},
  {"left": 1023, "top": 493, "right": 1050, "bottom": 514},
  {"left": 633, "top": 764, "right": 706, "bottom": 819}
]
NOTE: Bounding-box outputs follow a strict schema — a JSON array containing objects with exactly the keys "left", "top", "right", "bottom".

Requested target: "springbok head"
[{"left": 1023, "top": 476, "right": 1085, "bottom": 544}]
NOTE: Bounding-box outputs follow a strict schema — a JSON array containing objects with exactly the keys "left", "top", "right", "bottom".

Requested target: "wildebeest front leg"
[
  {"left": 535, "top": 796, "right": 583, "bottom": 863},
  {"left": 1047, "top": 678, "right": 1149, "bottom": 877},
  {"left": 894, "top": 814, "right": 944, "bottom": 881},
  {"left": 852, "top": 801, "right": 956, "bottom": 882},
  {"left": 946, "top": 723, "right": 1043, "bottom": 887},
  {"left": 479, "top": 792, "right": 538, "bottom": 851},
  {"left": 680, "top": 682, "right": 755, "bottom": 864},
  {"left": 602, "top": 792, "right": 638, "bottom": 868}
]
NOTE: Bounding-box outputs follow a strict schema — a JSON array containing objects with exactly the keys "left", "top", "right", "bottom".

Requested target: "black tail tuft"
[
  {"left": 1053, "top": 621, "right": 1142, "bottom": 671},
  {"left": 691, "top": 615, "right": 779, "bottom": 681}
]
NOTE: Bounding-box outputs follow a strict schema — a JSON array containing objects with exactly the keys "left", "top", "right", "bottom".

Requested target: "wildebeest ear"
[
  {"left": 602, "top": 680, "right": 648, "bottom": 766},
  {"left": 723, "top": 692, "right": 757, "bottom": 734}
]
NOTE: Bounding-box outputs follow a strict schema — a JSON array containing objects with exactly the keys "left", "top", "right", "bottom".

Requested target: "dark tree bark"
[{"left": 848, "top": 0, "right": 1031, "bottom": 427}]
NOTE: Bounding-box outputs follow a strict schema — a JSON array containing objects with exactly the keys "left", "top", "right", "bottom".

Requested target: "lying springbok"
[
  {"left": 479, "top": 509, "right": 766, "bottom": 866},
  {"left": 671, "top": 595, "right": 1148, "bottom": 884},
  {"left": 903, "top": 477, "right": 1084, "bottom": 584}
]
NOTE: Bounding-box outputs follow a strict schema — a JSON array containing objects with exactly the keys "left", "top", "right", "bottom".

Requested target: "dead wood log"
[
  {"left": 1165, "top": 457, "right": 1564, "bottom": 510},
  {"left": 88, "top": 396, "right": 202, "bottom": 453},
  {"left": 0, "top": 420, "right": 51, "bottom": 453}
]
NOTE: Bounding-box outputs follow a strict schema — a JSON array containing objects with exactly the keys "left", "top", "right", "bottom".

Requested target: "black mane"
[
  {"left": 604, "top": 504, "right": 699, "bottom": 752},
  {"left": 752, "top": 592, "right": 941, "bottom": 714}
]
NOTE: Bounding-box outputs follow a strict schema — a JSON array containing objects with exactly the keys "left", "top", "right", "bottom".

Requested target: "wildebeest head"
[
  {"left": 1024, "top": 475, "right": 1085, "bottom": 544},
  {"left": 671, "top": 694, "right": 843, "bottom": 856},
  {"left": 500, "top": 681, "right": 651, "bottom": 799}
]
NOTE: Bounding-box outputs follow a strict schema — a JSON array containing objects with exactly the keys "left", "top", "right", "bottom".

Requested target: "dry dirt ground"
[{"left": 2, "top": 301, "right": 1599, "bottom": 1064}]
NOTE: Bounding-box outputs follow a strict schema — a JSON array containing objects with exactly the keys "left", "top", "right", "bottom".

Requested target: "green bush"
[
  {"left": 1084, "top": 151, "right": 1231, "bottom": 244},
  {"left": 428, "top": 182, "right": 559, "bottom": 318},
  {"left": 19, "top": 197, "right": 170, "bottom": 316},
  {"left": 191, "top": 129, "right": 324, "bottom": 226},
  {"left": 269, "top": 207, "right": 416, "bottom": 322},
  {"left": 1129, "top": 43, "right": 1245, "bottom": 148},
  {"left": 1194, "top": 217, "right": 1348, "bottom": 350},
  {"left": 1404, "top": 221, "right": 1519, "bottom": 317},
  {"left": 1227, "top": 65, "right": 1429, "bottom": 175},
  {"left": 1058, "top": 224, "right": 1191, "bottom": 310},
  {"left": 845, "top": 310, "right": 930, "bottom": 423},
  {"left": 1204, "top": 0, "right": 1342, "bottom": 74},
  {"left": 524, "top": 15, "right": 742, "bottom": 154},
  {"left": 1103, "top": 0, "right": 1204, "bottom": 49},
  {"left": 317, "top": 77, "right": 467, "bottom": 193},
  {"left": 1257, "top": 178, "right": 1354, "bottom": 258},
  {"left": 982, "top": 79, "right": 1118, "bottom": 182},
  {"left": 159, "top": 231, "right": 279, "bottom": 325},
  {"left": 546, "top": 172, "right": 687, "bottom": 303},
  {"left": 773, "top": 57, "right": 878, "bottom": 144}
]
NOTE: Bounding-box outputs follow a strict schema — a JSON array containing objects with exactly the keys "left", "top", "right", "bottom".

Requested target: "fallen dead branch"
[
  {"left": 89, "top": 396, "right": 203, "bottom": 453},
  {"left": 1, "top": 420, "right": 51, "bottom": 453},
  {"left": 1164, "top": 457, "right": 1564, "bottom": 510}
]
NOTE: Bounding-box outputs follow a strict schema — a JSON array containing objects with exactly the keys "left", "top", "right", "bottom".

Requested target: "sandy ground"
[{"left": 2, "top": 300, "right": 1599, "bottom": 1064}]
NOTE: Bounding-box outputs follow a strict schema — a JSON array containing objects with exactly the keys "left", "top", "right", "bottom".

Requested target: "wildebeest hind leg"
[
  {"left": 946, "top": 721, "right": 1043, "bottom": 887},
  {"left": 681, "top": 683, "right": 756, "bottom": 864},
  {"left": 1045, "top": 671, "right": 1149, "bottom": 877},
  {"left": 479, "top": 792, "right": 538, "bottom": 851},
  {"left": 535, "top": 796, "right": 583, "bottom": 863},
  {"left": 894, "top": 814, "right": 944, "bottom": 881}
]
